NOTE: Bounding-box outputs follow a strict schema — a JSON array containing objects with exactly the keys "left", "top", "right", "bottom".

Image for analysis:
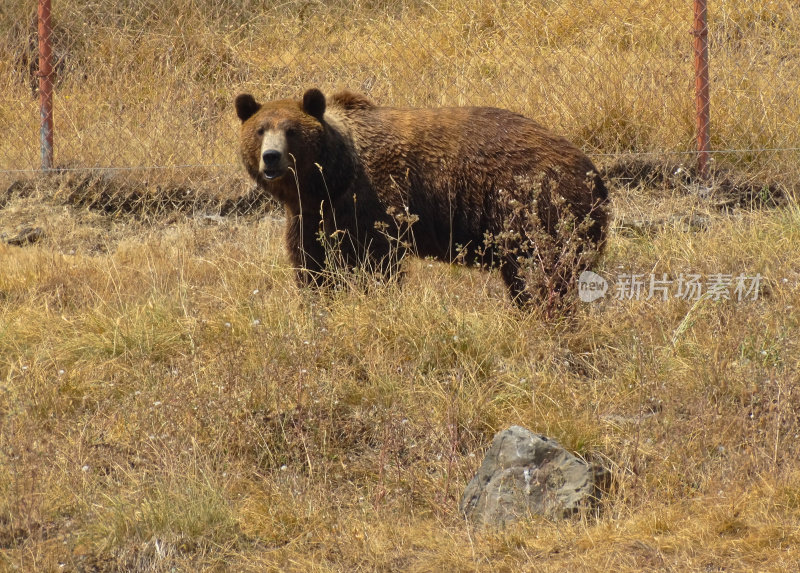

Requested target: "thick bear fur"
[{"left": 235, "top": 88, "right": 609, "bottom": 308}]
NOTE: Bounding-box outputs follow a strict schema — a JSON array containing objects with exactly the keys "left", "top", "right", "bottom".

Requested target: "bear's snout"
[
  {"left": 260, "top": 150, "right": 285, "bottom": 180},
  {"left": 259, "top": 130, "right": 289, "bottom": 180}
]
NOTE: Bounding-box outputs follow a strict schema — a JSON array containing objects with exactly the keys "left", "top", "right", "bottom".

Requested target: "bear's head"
[{"left": 235, "top": 89, "right": 327, "bottom": 189}]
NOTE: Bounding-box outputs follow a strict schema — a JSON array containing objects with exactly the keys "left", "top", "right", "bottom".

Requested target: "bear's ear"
[
  {"left": 302, "top": 88, "right": 326, "bottom": 120},
  {"left": 235, "top": 94, "right": 261, "bottom": 123}
]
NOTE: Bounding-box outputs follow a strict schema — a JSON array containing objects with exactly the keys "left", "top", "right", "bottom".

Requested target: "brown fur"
[{"left": 235, "top": 88, "right": 609, "bottom": 307}]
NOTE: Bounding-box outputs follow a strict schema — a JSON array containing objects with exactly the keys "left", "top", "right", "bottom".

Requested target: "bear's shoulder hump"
[{"left": 328, "top": 91, "right": 376, "bottom": 111}]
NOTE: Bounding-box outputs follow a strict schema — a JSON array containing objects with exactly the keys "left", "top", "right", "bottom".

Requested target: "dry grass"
[
  {"left": 2, "top": 0, "right": 800, "bottom": 571},
  {"left": 1, "top": 181, "right": 799, "bottom": 571},
  {"left": 1, "top": 0, "right": 799, "bottom": 183}
]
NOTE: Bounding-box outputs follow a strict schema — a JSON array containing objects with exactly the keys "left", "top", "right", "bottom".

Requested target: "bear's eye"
[
  {"left": 256, "top": 127, "right": 266, "bottom": 136},
  {"left": 285, "top": 127, "right": 298, "bottom": 138}
]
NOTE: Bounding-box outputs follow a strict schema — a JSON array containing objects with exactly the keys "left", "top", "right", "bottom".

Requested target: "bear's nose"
[{"left": 262, "top": 149, "right": 282, "bottom": 165}]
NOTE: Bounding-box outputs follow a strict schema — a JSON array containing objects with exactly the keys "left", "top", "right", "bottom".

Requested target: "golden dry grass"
[
  {"left": 1, "top": 1, "right": 800, "bottom": 571},
  {"left": 1, "top": 182, "right": 800, "bottom": 571},
  {"left": 1, "top": 0, "right": 798, "bottom": 181}
]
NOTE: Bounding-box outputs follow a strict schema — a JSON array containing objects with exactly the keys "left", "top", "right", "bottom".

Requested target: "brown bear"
[{"left": 235, "top": 88, "right": 609, "bottom": 308}]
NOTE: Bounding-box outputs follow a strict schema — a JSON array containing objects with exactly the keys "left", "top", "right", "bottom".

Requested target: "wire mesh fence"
[{"left": 1, "top": 0, "right": 798, "bottom": 220}]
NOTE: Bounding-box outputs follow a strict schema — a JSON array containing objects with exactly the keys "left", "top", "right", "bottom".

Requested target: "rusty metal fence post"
[
  {"left": 38, "top": 0, "right": 54, "bottom": 170},
  {"left": 693, "top": 0, "right": 711, "bottom": 179}
]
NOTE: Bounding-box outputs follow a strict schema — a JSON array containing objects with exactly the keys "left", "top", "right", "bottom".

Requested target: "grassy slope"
[
  {"left": 1, "top": 0, "right": 800, "bottom": 571},
  {"left": 1, "top": 187, "right": 799, "bottom": 571}
]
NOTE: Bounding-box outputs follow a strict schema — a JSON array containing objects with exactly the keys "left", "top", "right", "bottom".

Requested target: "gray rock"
[{"left": 459, "top": 425, "right": 608, "bottom": 526}]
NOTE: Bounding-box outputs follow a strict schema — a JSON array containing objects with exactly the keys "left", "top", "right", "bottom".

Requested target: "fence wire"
[{"left": 1, "top": 0, "right": 798, "bottom": 220}]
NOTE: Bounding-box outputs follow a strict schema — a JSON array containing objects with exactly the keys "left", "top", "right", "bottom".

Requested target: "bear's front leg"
[{"left": 286, "top": 211, "right": 327, "bottom": 288}]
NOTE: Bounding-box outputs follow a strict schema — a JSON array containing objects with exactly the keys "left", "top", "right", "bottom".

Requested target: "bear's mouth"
[{"left": 262, "top": 169, "right": 285, "bottom": 181}]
